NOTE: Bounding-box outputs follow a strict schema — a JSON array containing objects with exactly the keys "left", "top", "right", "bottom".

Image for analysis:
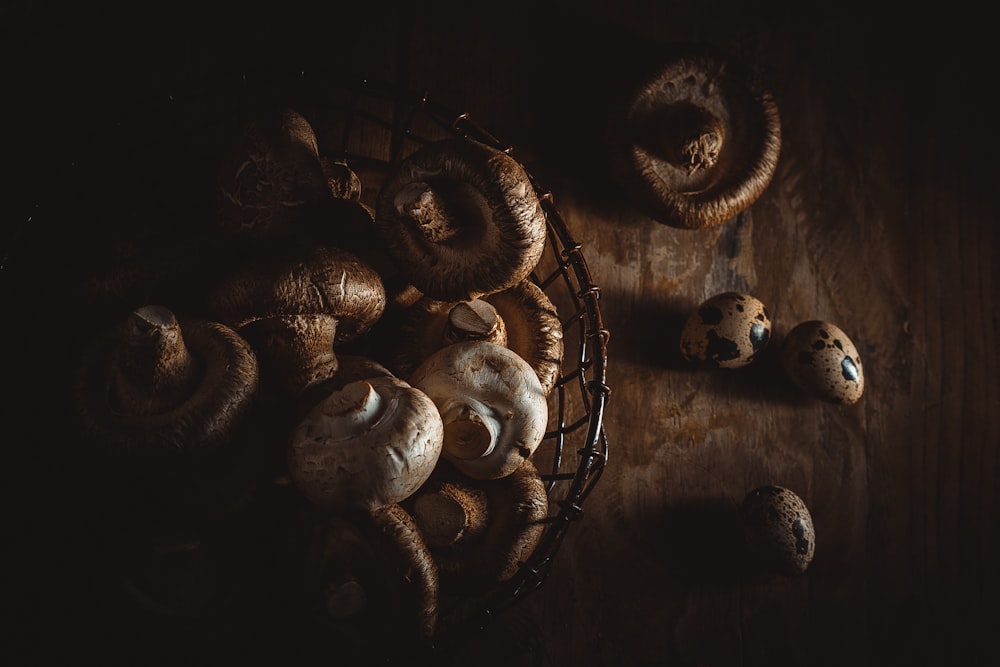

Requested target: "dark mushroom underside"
[
  {"left": 374, "top": 138, "right": 547, "bottom": 301},
  {"left": 611, "top": 50, "right": 781, "bottom": 230}
]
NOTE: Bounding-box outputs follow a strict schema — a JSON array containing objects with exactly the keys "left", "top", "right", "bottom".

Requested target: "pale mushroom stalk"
[
  {"left": 442, "top": 300, "right": 506, "bottom": 345},
  {"left": 390, "top": 296, "right": 508, "bottom": 379},
  {"left": 438, "top": 397, "right": 502, "bottom": 460}
]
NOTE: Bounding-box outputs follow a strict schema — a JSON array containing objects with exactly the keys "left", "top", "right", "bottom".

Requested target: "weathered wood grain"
[{"left": 3, "top": 1, "right": 996, "bottom": 666}]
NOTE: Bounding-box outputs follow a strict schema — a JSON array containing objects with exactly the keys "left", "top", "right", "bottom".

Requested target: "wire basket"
[
  {"left": 6, "top": 68, "right": 610, "bottom": 659},
  {"left": 313, "top": 73, "right": 612, "bottom": 637}
]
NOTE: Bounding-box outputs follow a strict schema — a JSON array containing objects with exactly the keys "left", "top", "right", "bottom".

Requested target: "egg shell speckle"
[
  {"left": 740, "top": 485, "right": 815, "bottom": 576},
  {"left": 679, "top": 292, "right": 771, "bottom": 368},
  {"left": 781, "top": 320, "right": 864, "bottom": 404}
]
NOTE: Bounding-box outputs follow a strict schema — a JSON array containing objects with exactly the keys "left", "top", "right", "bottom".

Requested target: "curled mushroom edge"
[{"left": 409, "top": 340, "right": 549, "bottom": 481}]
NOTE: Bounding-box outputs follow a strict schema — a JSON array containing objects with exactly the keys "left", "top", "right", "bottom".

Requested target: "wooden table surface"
[{"left": 4, "top": 1, "right": 997, "bottom": 666}]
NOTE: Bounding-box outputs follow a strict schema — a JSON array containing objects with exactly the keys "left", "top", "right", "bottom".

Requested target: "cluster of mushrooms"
[{"left": 72, "top": 107, "right": 565, "bottom": 652}]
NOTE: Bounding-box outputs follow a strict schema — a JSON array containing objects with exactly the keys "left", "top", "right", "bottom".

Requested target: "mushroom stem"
[
  {"left": 655, "top": 103, "right": 725, "bottom": 175},
  {"left": 241, "top": 314, "right": 339, "bottom": 395},
  {"left": 315, "top": 380, "right": 385, "bottom": 436},
  {"left": 443, "top": 300, "right": 507, "bottom": 345},
  {"left": 393, "top": 182, "right": 462, "bottom": 244},
  {"left": 325, "top": 577, "right": 368, "bottom": 619},
  {"left": 412, "top": 480, "right": 489, "bottom": 549},
  {"left": 438, "top": 399, "right": 499, "bottom": 460},
  {"left": 112, "top": 305, "right": 203, "bottom": 415}
]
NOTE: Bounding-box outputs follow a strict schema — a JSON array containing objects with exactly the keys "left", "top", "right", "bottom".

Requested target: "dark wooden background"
[{"left": 3, "top": 1, "right": 996, "bottom": 665}]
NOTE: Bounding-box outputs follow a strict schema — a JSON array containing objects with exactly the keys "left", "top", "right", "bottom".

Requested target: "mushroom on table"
[
  {"left": 73, "top": 305, "right": 266, "bottom": 617},
  {"left": 607, "top": 43, "right": 782, "bottom": 229}
]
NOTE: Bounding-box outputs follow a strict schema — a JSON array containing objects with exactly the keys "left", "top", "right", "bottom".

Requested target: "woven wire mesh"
[{"left": 254, "top": 72, "right": 613, "bottom": 634}]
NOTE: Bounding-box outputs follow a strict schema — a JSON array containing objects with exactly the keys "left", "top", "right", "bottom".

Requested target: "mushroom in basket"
[
  {"left": 408, "top": 340, "right": 549, "bottom": 481},
  {"left": 407, "top": 458, "right": 548, "bottom": 592},
  {"left": 298, "top": 503, "right": 440, "bottom": 655},
  {"left": 286, "top": 375, "right": 444, "bottom": 513},
  {"left": 286, "top": 371, "right": 445, "bottom": 652},
  {"left": 204, "top": 245, "right": 386, "bottom": 399},
  {"left": 389, "top": 278, "right": 564, "bottom": 398},
  {"left": 374, "top": 137, "right": 548, "bottom": 302},
  {"left": 216, "top": 107, "right": 328, "bottom": 247}
]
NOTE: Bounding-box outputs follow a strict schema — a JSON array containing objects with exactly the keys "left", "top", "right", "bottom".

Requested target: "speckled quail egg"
[
  {"left": 781, "top": 320, "right": 864, "bottom": 404},
  {"left": 740, "top": 485, "right": 815, "bottom": 576},
  {"left": 679, "top": 292, "right": 771, "bottom": 368}
]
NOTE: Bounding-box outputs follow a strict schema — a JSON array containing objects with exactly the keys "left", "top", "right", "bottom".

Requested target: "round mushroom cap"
[
  {"left": 409, "top": 340, "right": 548, "bottom": 480},
  {"left": 374, "top": 138, "right": 548, "bottom": 301},
  {"left": 288, "top": 376, "right": 445, "bottom": 512},
  {"left": 485, "top": 279, "right": 564, "bottom": 396},
  {"left": 75, "top": 306, "right": 260, "bottom": 457},
  {"left": 300, "top": 503, "right": 439, "bottom": 653},
  {"left": 412, "top": 458, "right": 548, "bottom": 592},
  {"left": 216, "top": 107, "right": 327, "bottom": 244},
  {"left": 608, "top": 44, "right": 781, "bottom": 229},
  {"left": 205, "top": 245, "right": 387, "bottom": 345}
]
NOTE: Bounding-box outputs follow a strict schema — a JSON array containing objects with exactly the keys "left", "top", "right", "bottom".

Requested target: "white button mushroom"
[
  {"left": 409, "top": 340, "right": 548, "bottom": 480},
  {"left": 287, "top": 376, "right": 444, "bottom": 512}
]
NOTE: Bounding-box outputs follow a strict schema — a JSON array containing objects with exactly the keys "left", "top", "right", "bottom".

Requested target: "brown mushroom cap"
[
  {"left": 75, "top": 304, "right": 259, "bottom": 457},
  {"left": 204, "top": 245, "right": 386, "bottom": 395},
  {"left": 216, "top": 107, "right": 328, "bottom": 245},
  {"left": 300, "top": 504, "right": 439, "bottom": 651},
  {"left": 608, "top": 45, "right": 781, "bottom": 229},
  {"left": 206, "top": 245, "right": 386, "bottom": 341},
  {"left": 390, "top": 296, "right": 509, "bottom": 379},
  {"left": 485, "top": 279, "right": 564, "bottom": 397},
  {"left": 410, "top": 459, "right": 547, "bottom": 592},
  {"left": 374, "top": 137, "right": 548, "bottom": 301}
]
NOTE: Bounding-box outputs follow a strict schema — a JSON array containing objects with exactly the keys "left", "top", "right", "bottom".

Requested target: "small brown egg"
[
  {"left": 781, "top": 320, "right": 864, "bottom": 404},
  {"left": 679, "top": 292, "right": 771, "bottom": 368},
  {"left": 740, "top": 485, "right": 815, "bottom": 576}
]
